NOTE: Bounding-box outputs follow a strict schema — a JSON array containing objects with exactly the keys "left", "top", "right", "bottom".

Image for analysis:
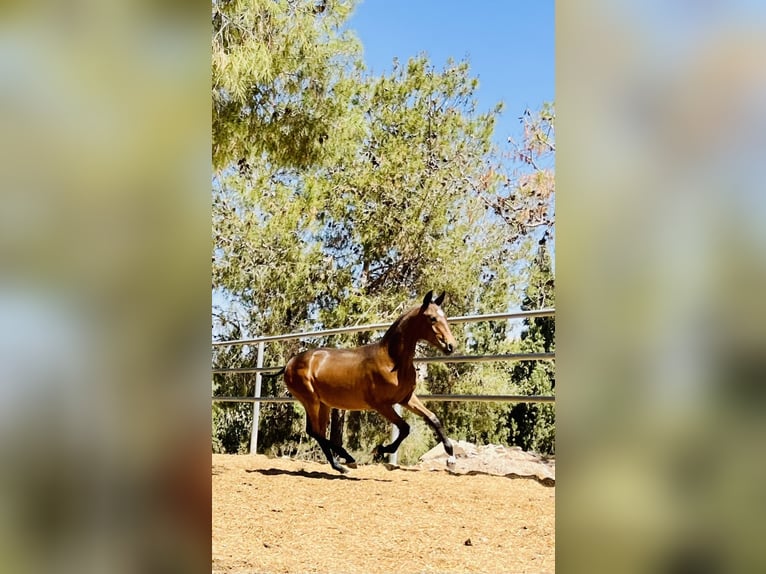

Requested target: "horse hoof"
[
  {"left": 446, "top": 455, "right": 457, "bottom": 469},
  {"left": 345, "top": 462, "right": 358, "bottom": 469}
]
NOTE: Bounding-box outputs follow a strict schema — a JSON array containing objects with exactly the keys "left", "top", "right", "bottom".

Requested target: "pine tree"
[
  {"left": 212, "top": 0, "right": 364, "bottom": 171},
  {"left": 506, "top": 241, "right": 556, "bottom": 454},
  {"left": 212, "top": 53, "right": 513, "bottom": 454}
]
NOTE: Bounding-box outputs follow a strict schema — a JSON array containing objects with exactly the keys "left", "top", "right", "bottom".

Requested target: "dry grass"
[{"left": 213, "top": 454, "right": 554, "bottom": 574}]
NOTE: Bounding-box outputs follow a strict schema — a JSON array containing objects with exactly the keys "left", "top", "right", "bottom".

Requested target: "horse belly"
[{"left": 313, "top": 385, "right": 369, "bottom": 410}]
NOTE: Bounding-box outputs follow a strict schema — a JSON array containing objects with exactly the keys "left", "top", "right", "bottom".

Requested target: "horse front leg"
[
  {"left": 404, "top": 393, "right": 456, "bottom": 468},
  {"left": 371, "top": 403, "right": 410, "bottom": 462}
]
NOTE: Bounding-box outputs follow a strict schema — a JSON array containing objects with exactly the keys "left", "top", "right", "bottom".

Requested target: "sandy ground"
[{"left": 212, "top": 450, "right": 554, "bottom": 574}]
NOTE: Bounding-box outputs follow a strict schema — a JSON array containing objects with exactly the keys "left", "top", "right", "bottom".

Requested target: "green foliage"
[
  {"left": 307, "top": 55, "right": 508, "bottom": 317},
  {"left": 212, "top": 402, "right": 251, "bottom": 454},
  {"left": 506, "top": 242, "right": 556, "bottom": 454},
  {"left": 433, "top": 364, "right": 512, "bottom": 444},
  {"left": 507, "top": 364, "right": 556, "bottom": 454},
  {"left": 211, "top": 0, "right": 556, "bottom": 458},
  {"left": 212, "top": 0, "right": 364, "bottom": 170}
]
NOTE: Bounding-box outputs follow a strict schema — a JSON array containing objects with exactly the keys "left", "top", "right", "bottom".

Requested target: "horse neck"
[{"left": 381, "top": 308, "right": 422, "bottom": 370}]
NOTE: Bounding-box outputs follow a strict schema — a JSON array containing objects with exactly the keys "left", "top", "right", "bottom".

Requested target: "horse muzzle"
[{"left": 442, "top": 340, "right": 455, "bottom": 355}]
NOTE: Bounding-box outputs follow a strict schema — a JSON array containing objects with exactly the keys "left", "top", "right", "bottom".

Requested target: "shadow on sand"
[{"left": 246, "top": 467, "right": 393, "bottom": 483}]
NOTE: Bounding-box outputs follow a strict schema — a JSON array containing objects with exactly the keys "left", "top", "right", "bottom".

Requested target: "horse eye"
[{"left": 430, "top": 316, "right": 437, "bottom": 323}]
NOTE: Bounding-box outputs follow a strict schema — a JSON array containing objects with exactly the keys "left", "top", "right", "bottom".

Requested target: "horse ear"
[
  {"left": 434, "top": 291, "right": 446, "bottom": 306},
  {"left": 420, "top": 290, "right": 434, "bottom": 312}
]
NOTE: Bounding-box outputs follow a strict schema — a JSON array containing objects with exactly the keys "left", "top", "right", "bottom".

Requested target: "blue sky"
[{"left": 346, "top": 1, "right": 554, "bottom": 146}]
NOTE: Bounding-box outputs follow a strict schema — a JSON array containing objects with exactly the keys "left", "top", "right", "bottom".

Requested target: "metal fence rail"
[
  {"left": 212, "top": 394, "right": 556, "bottom": 404},
  {"left": 212, "top": 308, "right": 555, "bottom": 453},
  {"left": 211, "top": 308, "right": 555, "bottom": 347},
  {"left": 211, "top": 352, "right": 555, "bottom": 375}
]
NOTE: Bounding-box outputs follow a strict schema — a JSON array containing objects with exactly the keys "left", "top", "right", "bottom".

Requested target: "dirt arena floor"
[{"left": 212, "top": 451, "right": 555, "bottom": 574}]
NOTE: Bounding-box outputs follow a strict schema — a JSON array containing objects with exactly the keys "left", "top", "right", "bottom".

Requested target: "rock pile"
[{"left": 414, "top": 440, "right": 555, "bottom": 486}]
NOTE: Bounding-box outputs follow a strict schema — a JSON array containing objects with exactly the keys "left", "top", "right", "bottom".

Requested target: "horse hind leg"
[
  {"left": 320, "top": 404, "right": 357, "bottom": 469},
  {"left": 304, "top": 401, "right": 349, "bottom": 474},
  {"left": 286, "top": 365, "right": 349, "bottom": 474}
]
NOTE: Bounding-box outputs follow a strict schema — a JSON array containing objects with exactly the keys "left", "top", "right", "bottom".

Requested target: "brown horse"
[{"left": 284, "top": 291, "right": 458, "bottom": 473}]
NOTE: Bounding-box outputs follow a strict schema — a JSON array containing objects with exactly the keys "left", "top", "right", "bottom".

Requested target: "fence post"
[
  {"left": 249, "top": 341, "right": 265, "bottom": 454},
  {"left": 388, "top": 404, "right": 402, "bottom": 465}
]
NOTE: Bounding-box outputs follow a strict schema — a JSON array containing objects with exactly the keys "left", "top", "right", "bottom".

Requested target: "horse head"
[{"left": 418, "top": 290, "right": 457, "bottom": 355}]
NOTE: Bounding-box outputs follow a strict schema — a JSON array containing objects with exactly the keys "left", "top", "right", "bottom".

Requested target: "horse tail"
[
  {"left": 268, "top": 352, "right": 301, "bottom": 379},
  {"left": 260, "top": 366, "right": 286, "bottom": 378}
]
